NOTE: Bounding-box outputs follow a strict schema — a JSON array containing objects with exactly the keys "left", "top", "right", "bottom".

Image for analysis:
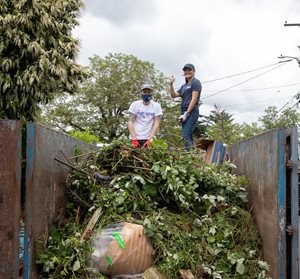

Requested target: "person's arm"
[
  {"left": 170, "top": 75, "right": 180, "bottom": 98},
  {"left": 149, "top": 116, "right": 161, "bottom": 139},
  {"left": 128, "top": 113, "right": 137, "bottom": 139},
  {"left": 187, "top": 91, "right": 200, "bottom": 113}
]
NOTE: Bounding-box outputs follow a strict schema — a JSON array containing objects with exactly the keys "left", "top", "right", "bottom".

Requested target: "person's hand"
[
  {"left": 143, "top": 139, "right": 151, "bottom": 148},
  {"left": 131, "top": 139, "right": 140, "bottom": 148},
  {"left": 178, "top": 111, "right": 190, "bottom": 123},
  {"left": 170, "top": 75, "right": 176, "bottom": 84}
]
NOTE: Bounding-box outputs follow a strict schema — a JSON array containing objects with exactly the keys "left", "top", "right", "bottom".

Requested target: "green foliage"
[
  {"left": 194, "top": 114, "right": 210, "bottom": 138},
  {"left": 205, "top": 104, "right": 239, "bottom": 145},
  {"left": 40, "top": 53, "right": 180, "bottom": 142},
  {"left": 159, "top": 101, "right": 182, "bottom": 147},
  {"left": 234, "top": 122, "right": 263, "bottom": 141},
  {"left": 207, "top": 104, "right": 234, "bottom": 126},
  {"left": 69, "top": 130, "right": 100, "bottom": 144},
  {"left": 149, "top": 208, "right": 268, "bottom": 278},
  {"left": 258, "top": 106, "right": 279, "bottom": 130},
  {"left": 37, "top": 141, "right": 270, "bottom": 278},
  {"left": 36, "top": 224, "right": 97, "bottom": 278},
  {"left": 204, "top": 103, "right": 300, "bottom": 146},
  {"left": 0, "top": 0, "right": 89, "bottom": 121},
  {"left": 212, "top": 122, "right": 264, "bottom": 146},
  {"left": 258, "top": 105, "right": 300, "bottom": 130}
]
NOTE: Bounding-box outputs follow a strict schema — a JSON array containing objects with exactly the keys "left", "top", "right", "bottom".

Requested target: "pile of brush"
[{"left": 37, "top": 140, "right": 271, "bottom": 279}]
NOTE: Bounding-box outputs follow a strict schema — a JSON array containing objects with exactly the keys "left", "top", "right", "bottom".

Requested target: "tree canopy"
[
  {"left": 205, "top": 104, "right": 236, "bottom": 143},
  {"left": 204, "top": 104, "right": 300, "bottom": 146},
  {"left": 258, "top": 105, "right": 300, "bottom": 130},
  {"left": 41, "top": 53, "right": 180, "bottom": 142},
  {"left": 0, "top": 0, "right": 88, "bottom": 121}
]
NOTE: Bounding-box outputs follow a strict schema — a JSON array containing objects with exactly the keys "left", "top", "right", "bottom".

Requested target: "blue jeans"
[{"left": 181, "top": 109, "right": 199, "bottom": 151}]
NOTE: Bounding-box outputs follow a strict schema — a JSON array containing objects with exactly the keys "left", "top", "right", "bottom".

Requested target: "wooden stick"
[
  {"left": 80, "top": 207, "right": 102, "bottom": 242},
  {"left": 59, "top": 149, "right": 73, "bottom": 165},
  {"left": 54, "top": 157, "right": 88, "bottom": 175},
  {"left": 68, "top": 188, "right": 91, "bottom": 208}
]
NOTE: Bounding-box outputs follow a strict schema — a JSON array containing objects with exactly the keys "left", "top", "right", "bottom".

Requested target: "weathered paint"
[
  {"left": 23, "top": 123, "right": 96, "bottom": 279},
  {"left": 23, "top": 124, "right": 35, "bottom": 279},
  {"left": 229, "top": 129, "right": 280, "bottom": 278},
  {"left": 0, "top": 120, "right": 21, "bottom": 279},
  {"left": 285, "top": 127, "right": 299, "bottom": 279},
  {"left": 229, "top": 127, "right": 299, "bottom": 279},
  {"left": 278, "top": 128, "right": 286, "bottom": 279}
]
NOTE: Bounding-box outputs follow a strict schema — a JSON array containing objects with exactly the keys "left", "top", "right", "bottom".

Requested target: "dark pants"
[
  {"left": 181, "top": 109, "right": 199, "bottom": 151},
  {"left": 138, "top": 139, "right": 147, "bottom": 147}
]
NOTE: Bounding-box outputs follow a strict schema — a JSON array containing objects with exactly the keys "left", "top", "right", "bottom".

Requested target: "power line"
[
  {"left": 277, "top": 101, "right": 300, "bottom": 120},
  {"left": 202, "top": 60, "right": 292, "bottom": 84},
  {"left": 222, "top": 90, "right": 300, "bottom": 109},
  {"left": 204, "top": 82, "right": 300, "bottom": 92},
  {"left": 277, "top": 91, "right": 300, "bottom": 113},
  {"left": 200, "top": 88, "right": 300, "bottom": 120},
  {"left": 202, "top": 60, "right": 292, "bottom": 100},
  {"left": 223, "top": 101, "right": 287, "bottom": 114},
  {"left": 277, "top": 102, "right": 290, "bottom": 113},
  {"left": 202, "top": 91, "right": 297, "bottom": 114},
  {"left": 201, "top": 93, "right": 297, "bottom": 111},
  {"left": 223, "top": 95, "right": 296, "bottom": 108},
  {"left": 230, "top": 96, "right": 299, "bottom": 116}
]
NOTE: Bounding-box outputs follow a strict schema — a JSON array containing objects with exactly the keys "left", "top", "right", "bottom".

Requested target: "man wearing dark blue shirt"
[{"left": 170, "top": 63, "right": 202, "bottom": 151}]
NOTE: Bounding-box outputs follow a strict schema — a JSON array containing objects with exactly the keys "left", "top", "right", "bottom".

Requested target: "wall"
[{"left": 229, "top": 127, "right": 299, "bottom": 279}]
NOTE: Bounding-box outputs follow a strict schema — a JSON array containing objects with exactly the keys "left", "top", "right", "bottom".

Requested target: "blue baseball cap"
[{"left": 182, "top": 63, "right": 195, "bottom": 71}]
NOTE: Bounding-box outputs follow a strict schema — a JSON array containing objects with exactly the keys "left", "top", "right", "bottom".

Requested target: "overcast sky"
[{"left": 74, "top": 0, "right": 300, "bottom": 124}]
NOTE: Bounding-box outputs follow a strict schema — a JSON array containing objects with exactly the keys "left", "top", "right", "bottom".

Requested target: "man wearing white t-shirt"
[{"left": 128, "top": 84, "right": 163, "bottom": 148}]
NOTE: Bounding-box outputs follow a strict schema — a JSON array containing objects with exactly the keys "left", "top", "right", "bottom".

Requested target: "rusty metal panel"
[
  {"left": 24, "top": 123, "right": 96, "bottom": 279},
  {"left": 229, "top": 128, "right": 282, "bottom": 279},
  {"left": 278, "top": 129, "right": 286, "bottom": 279},
  {"left": 0, "top": 120, "right": 21, "bottom": 279}
]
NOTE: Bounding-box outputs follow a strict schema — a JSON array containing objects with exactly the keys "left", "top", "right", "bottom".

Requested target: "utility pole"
[
  {"left": 280, "top": 21, "right": 300, "bottom": 66},
  {"left": 278, "top": 55, "right": 300, "bottom": 66},
  {"left": 284, "top": 21, "right": 300, "bottom": 27}
]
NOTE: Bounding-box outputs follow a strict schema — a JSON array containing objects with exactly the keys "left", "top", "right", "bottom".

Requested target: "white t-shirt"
[{"left": 128, "top": 100, "right": 163, "bottom": 140}]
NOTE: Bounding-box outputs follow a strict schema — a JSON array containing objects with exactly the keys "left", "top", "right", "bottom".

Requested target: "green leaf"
[
  {"left": 143, "top": 184, "right": 158, "bottom": 198},
  {"left": 72, "top": 260, "right": 80, "bottom": 272},
  {"left": 152, "top": 164, "right": 160, "bottom": 173},
  {"left": 133, "top": 175, "right": 145, "bottom": 185},
  {"left": 258, "top": 260, "right": 270, "bottom": 271},
  {"left": 208, "top": 236, "right": 216, "bottom": 243},
  {"left": 115, "top": 196, "right": 125, "bottom": 205},
  {"left": 236, "top": 262, "right": 245, "bottom": 275}
]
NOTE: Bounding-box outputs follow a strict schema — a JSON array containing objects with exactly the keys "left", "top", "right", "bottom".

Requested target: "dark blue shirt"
[{"left": 178, "top": 78, "right": 202, "bottom": 111}]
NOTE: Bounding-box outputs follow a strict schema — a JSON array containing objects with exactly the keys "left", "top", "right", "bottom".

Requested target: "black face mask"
[{"left": 141, "top": 94, "right": 152, "bottom": 102}]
